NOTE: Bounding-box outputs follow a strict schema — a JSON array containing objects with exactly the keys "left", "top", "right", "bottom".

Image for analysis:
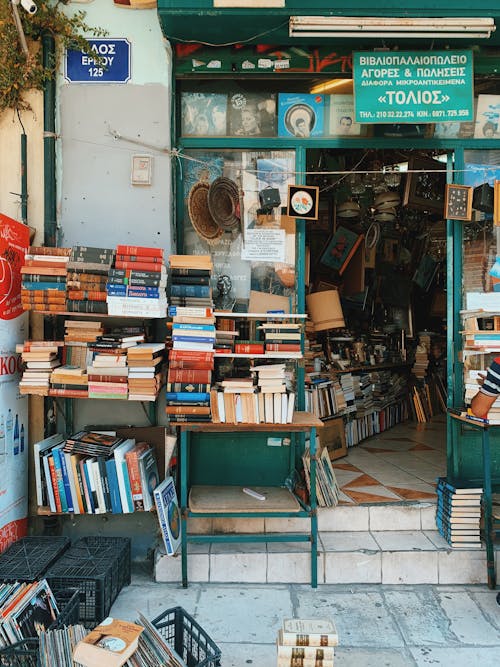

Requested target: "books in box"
[
  {"left": 73, "top": 617, "right": 143, "bottom": 667},
  {"left": 153, "top": 476, "right": 181, "bottom": 555}
]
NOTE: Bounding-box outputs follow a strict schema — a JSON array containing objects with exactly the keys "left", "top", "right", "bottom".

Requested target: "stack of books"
[
  {"left": 166, "top": 255, "right": 215, "bottom": 423},
  {"left": 302, "top": 446, "right": 340, "bottom": 507},
  {"left": 49, "top": 365, "right": 88, "bottom": 399},
  {"left": 63, "top": 319, "right": 103, "bottom": 369},
  {"left": 127, "top": 343, "right": 165, "bottom": 401},
  {"left": 17, "top": 341, "right": 63, "bottom": 396},
  {"left": 86, "top": 338, "right": 129, "bottom": 400},
  {"left": 66, "top": 245, "right": 114, "bottom": 314},
  {"left": 106, "top": 244, "right": 167, "bottom": 317},
  {"left": 435, "top": 477, "right": 482, "bottom": 548},
  {"left": 214, "top": 317, "right": 239, "bottom": 353},
  {"left": 276, "top": 618, "right": 338, "bottom": 667},
  {"left": 34, "top": 431, "right": 160, "bottom": 515},
  {"left": 259, "top": 321, "right": 302, "bottom": 357},
  {"left": 0, "top": 579, "right": 60, "bottom": 646},
  {"left": 21, "top": 246, "right": 71, "bottom": 312},
  {"left": 252, "top": 363, "right": 295, "bottom": 424}
]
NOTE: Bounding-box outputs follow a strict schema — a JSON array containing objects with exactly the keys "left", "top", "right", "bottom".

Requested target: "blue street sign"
[{"left": 65, "top": 39, "right": 131, "bottom": 83}]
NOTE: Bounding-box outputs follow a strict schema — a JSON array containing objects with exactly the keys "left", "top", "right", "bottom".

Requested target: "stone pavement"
[{"left": 110, "top": 564, "right": 500, "bottom": 666}]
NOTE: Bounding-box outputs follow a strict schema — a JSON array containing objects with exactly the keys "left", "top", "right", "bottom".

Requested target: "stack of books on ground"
[
  {"left": 34, "top": 431, "right": 160, "bottom": 514},
  {"left": 127, "top": 343, "right": 165, "bottom": 401},
  {"left": 66, "top": 246, "right": 114, "bottom": 314},
  {"left": 63, "top": 319, "right": 103, "bottom": 369},
  {"left": 49, "top": 365, "right": 88, "bottom": 398},
  {"left": 302, "top": 445, "right": 340, "bottom": 508},
  {"left": 166, "top": 254, "right": 214, "bottom": 423},
  {"left": 107, "top": 245, "right": 167, "bottom": 317},
  {"left": 17, "top": 341, "right": 63, "bottom": 396},
  {"left": 21, "top": 246, "right": 70, "bottom": 312},
  {"left": 259, "top": 321, "right": 302, "bottom": 357},
  {"left": 277, "top": 617, "right": 338, "bottom": 667},
  {"left": 436, "top": 477, "right": 482, "bottom": 548},
  {"left": 0, "top": 579, "right": 59, "bottom": 647}
]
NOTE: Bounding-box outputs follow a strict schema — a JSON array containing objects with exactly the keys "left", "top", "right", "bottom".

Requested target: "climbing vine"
[{"left": 0, "top": 0, "right": 107, "bottom": 115}]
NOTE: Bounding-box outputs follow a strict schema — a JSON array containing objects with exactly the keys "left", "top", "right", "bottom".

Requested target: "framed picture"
[
  {"left": 403, "top": 156, "right": 446, "bottom": 214},
  {"left": 319, "top": 417, "right": 347, "bottom": 461},
  {"left": 444, "top": 184, "right": 473, "bottom": 221},
  {"left": 319, "top": 225, "right": 363, "bottom": 274},
  {"left": 474, "top": 94, "right": 500, "bottom": 138},
  {"left": 286, "top": 185, "right": 319, "bottom": 220},
  {"left": 495, "top": 181, "right": 500, "bottom": 227}
]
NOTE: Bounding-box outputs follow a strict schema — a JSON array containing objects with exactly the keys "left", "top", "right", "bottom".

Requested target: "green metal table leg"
[
  {"left": 181, "top": 430, "right": 188, "bottom": 587},
  {"left": 482, "top": 427, "right": 496, "bottom": 589},
  {"left": 310, "top": 426, "right": 318, "bottom": 588}
]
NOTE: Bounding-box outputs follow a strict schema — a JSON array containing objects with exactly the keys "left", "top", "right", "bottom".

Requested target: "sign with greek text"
[
  {"left": 353, "top": 50, "right": 474, "bottom": 123},
  {"left": 65, "top": 39, "right": 131, "bottom": 83}
]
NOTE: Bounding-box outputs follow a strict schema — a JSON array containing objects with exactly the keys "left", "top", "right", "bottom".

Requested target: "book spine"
[
  {"left": 170, "top": 267, "right": 211, "bottom": 277},
  {"left": 29, "top": 246, "right": 71, "bottom": 256},
  {"left": 116, "top": 253, "right": 163, "bottom": 263},
  {"left": 167, "top": 369, "right": 212, "bottom": 383},
  {"left": 266, "top": 343, "right": 302, "bottom": 351},
  {"left": 172, "top": 335, "right": 215, "bottom": 344},
  {"left": 165, "top": 405, "right": 211, "bottom": 415},
  {"left": 48, "top": 389, "right": 88, "bottom": 398},
  {"left": 87, "top": 374, "right": 127, "bottom": 383},
  {"left": 109, "top": 268, "right": 163, "bottom": 280},
  {"left": 66, "top": 300, "right": 108, "bottom": 314},
  {"left": 168, "top": 350, "right": 214, "bottom": 362},
  {"left": 121, "top": 460, "right": 134, "bottom": 513},
  {"left": 59, "top": 452, "right": 76, "bottom": 513},
  {"left": 84, "top": 460, "right": 98, "bottom": 512},
  {"left": 116, "top": 245, "right": 164, "bottom": 258},
  {"left": 281, "top": 633, "right": 337, "bottom": 647},
  {"left": 172, "top": 323, "right": 215, "bottom": 332},
  {"left": 66, "top": 263, "right": 111, "bottom": 275},
  {"left": 167, "top": 414, "right": 212, "bottom": 422},
  {"left": 166, "top": 383, "right": 211, "bottom": 393},
  {"left": 71, "top": 455, "right": 86, "bottom": 513},
  {"left": 105, "top": 458, "right": 123, "bottom": 514},
  {"left": 48, "top": 455, "right": 63, "bottom": 513},
  {"left": 22, "top": 281, "right": 66, "bottom": 291},
  {"left": 167, "top": 360, "right": 214, "bottom": 370},
  {"left": 169, "top": 274, "right": 210, "bottom": 285},
  {"left": 165, "top": 392, "right": 210, "bottom": 403},
  {"left": 115, "top": 260, "right": 162, "bottom": 272},
  {"left": 79, "top": 459, "right": 93, "bottom": 514},
  {"left": 234, "top": 344, "right": 265, "bottom": 354},
  {"left": 153, "top": 488, "right": 174, "bottom": 554},
  {"left": 168, "top": 306, "right": 213, "bottom": 317},
  {"left": 51, "top": 383, "right": 88, "bottom": 392},
  {"left": 170, "top": 284, "right": 210, "bottom": 298},
  {"left": 67, "top": 290, "right": 107, "bottom": 301},
  {"left": 126, "top": 451, "right": 145, "bottom": 511},
  {"left": 21, "top": 273, "right": 67, "bottom": 282},
  {"left": 51, "top": 449, "right": 69, "bottom": 512}
]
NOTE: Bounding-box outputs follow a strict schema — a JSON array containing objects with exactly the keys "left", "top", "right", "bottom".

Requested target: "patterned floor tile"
[
  {"left": 344, "top": 473, "right": 381, "bottom": 488},
  {"left": 342, "top": 488, "right": 404, "bottom": 504},
  {"left": 386, "top": 486, "right": 437, "bottom": 501}
]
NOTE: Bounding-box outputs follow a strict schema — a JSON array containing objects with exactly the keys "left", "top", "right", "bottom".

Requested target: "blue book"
[
  {"left": 165, "top": 392, "right": 210, "bottom": 403},
  {"left": 51, "top": 447, "right": 69, "bottom": 512},
  {"left": 105, "top": 458, "right": 123, "bottom": 514},
  {"left": 22, "top": 281, "right": 66, "bottom": 291},
  {"left": 82, "top": 458, "right": 95, "bottom": 513},
  {"left": 106, "top": 283, "right": 127, "bottom": 293},
  {"left": 127, "top": 290, "right": 161, "bottom": 299},
  {"left": 121, "top": 460, "right": 134, "bottom": 512},
  {"left": 172, "top": 323, "right": 215, "bottom": 332},
  {"left": 170, "top": 284, "right": 210, "bottom": 298},
  {"left": 58, "top": 451, "right": 76, "bottom": 513},
  {"left": 171, "top": 335, "right": 215, "bottom": 344}
]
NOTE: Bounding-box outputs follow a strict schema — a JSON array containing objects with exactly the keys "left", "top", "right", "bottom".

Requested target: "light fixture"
[
  {"left": 289, "top": 16, "right": 496, "bottom": 40},
  {"left": 310, "top": 78, "right": 353, "bottom": 95}
]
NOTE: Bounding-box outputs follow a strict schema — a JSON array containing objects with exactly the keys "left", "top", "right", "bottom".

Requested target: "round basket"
[
  {"left": 188, "top": 181, "right": 223, "bottom": 245},
  {"left": 208, "top": 177, "right": 240, "bottom": 232}
]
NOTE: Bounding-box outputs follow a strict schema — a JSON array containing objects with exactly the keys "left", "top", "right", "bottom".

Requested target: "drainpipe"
[
  {"left": 42, "top": 33, "right": 57, "bottom": 247},
  {"left": 20, "top": 130, "right": 27, "bottom": 224}
]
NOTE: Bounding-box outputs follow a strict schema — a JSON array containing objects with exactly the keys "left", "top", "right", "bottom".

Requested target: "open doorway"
[{"left": 305, "top": 148, "right": 450, "bottom": 504}]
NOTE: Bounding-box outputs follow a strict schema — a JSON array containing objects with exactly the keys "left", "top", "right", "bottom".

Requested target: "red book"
[
  {"left": 265, "top": 343, "right": 301, "bottom": 352},
  {"left": 21, "top": 266, "right": 67, "bottom": 276},
  {"left": 67, "top": 290, "right": 107, "bottom": 301},
  {"left": 116, "top": 245, "right": 163, "bottom": 259},
  {"left": 168, "top": 350, "right": 214, "bottom": 363},
  {"left": 48, "top": 456, "right": 63, "bottom": 513},
  {"left": 165, "top": 406, "right": 211, "bottom": 415},
  {"left": 48, "top": 389, "right": 89, "bottom": 398},
  {"left": 87, "top": 375, "right": 128, "bottom": 383},
  {"left": 125, "top": 442, "right": 150, "bottom": 511},
  {"left": 234, "top": 343, "right": 265, "bottom": 354},
  {"left": 24, "top": 259, "right": 68, "bottom": 269},
  {"left": 115, "top": 260, "right": 162, "bottom": 273},
  {"left": 168, "top": 360, "right": 214, "bottom": 370},
  {"left": 116, "top": 254, "right": 163, "bottom": 264},
  {"left": 167, "top": 368, "right": 212, "bottom": 384}
]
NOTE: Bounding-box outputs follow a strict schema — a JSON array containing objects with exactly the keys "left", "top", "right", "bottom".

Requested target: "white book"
[
  {"left": 265, "top": 393, "right": 273, "bottom": 423},
  {"left": 173, "top": 341, "right": 214, "bottom": 351},
  {"left": 235, "top": 394, "right": 243, "bottom": 423},
  {"left": 91, "top": 459, "right": 106, "bottom": 514},
  {"left": 63, "top": 451, "right": 80, "bottom": 514},
  {"left": 286, "top": 392, "right": 295, "bottom": 423},
  {"left": 274, "top": 393, "right": 281, "bottom": 424},
  {"left": 281, "top": 393, "right": 288, "bottom": 424},
  {"left": 153, "top": 476, "right": 181, "bottom": 556},
  {"left": 127, "top": 342, "right": 165, "bottom": 354},
  {"left": 112, "top": 438, "right": 136, "bottom": 514},
  {"left": 42, "top": 453, "right": 57, "bottom": 512},
  {"left": 128, "top": 371, "right": 156, "bottom": 379},
  {"left": 217, "top": 391, "right": 226, "bottom": 423}
]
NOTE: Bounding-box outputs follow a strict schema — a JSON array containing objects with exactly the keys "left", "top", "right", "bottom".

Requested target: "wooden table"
[{"left": 178, "top": 412, "right": 323, "bottom": 588}]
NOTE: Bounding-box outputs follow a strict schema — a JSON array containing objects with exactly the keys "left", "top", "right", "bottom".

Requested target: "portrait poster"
[
  {"left": 228, "top": 92, "right": 277, "bottom": 137},
  {"left": 328, "top": 95, "right": 366, "bottom": 137},
  {"left": 278, "top": 93, "right": 324, "bottom": 138},
  {"left": 181, "top": 93, "right": 228, "bottom": 136},
  {"left": 0, "top": 214, "right": 29, "bottom": 551},
  {"left": 433, "top": 99, "right": 476, "bottom": 139},
  {"left": 474, "top": 95, "right": 500, "bottom": 139}
]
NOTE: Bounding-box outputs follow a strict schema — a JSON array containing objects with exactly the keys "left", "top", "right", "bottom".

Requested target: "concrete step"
[{"left": 155, "top": 529, "right": 499, "bottom": 586}]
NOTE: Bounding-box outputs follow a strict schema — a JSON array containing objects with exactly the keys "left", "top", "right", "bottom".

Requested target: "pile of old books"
[
  {"left": 435, "top": 477, "right": 482, "bottom": 548},
  {"left": 21, "top": 246, "right": 70, "bottom": 312},
  {"left": 127, "top": 342, "right": 165, "bottom": 401},
  {"left": 34, "top": 431, "right": 159, "bottom": 514},
  {"left": 276, "top": 617, "right": 338, "bottom": 667},
  {"left": 0, "top": 579, "right": 60, "bottom": 646},
  {"left": 166, "top": 255, "right": 214, "bottom": 423},
  {"left": 302, "top": 445, "right": 340, "bottom": 508},
  {"left": 50, "top": 365, "right": 88, "bottom": 399},
  {"left": 259, "top": 321, "right": 302, "bottom": 357},
  {"left": 66, "top": 245, "right": 114, "bottom": 314},
  {"left": 106, "top": 245, "right": 167, "bottom": 317},
  {"left": 17, "top": 340, "right": 63, "bottom": 396}
]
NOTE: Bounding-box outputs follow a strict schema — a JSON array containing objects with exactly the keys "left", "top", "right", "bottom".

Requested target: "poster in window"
[
  {"left": 327, "top": 95, "right": 367, "bottom": 137},
  {"left": 181, "top": 93, "right": 228, "bottom": 136},
  {"left": 278, "top": 93, "right": 325, "bottom": 138},
  {"left": 474, "top": 94, "right": 500, "bottom": 138},
  {"left": 228, "top": 92, "right": 277, "bottom": 137}
]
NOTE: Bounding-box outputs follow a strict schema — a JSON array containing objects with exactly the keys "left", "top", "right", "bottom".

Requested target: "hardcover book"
[
  {"left": 153, "top": 476, "right": 181, "bottom": 555},
  {"left": 281, "top": 618, "right": 339, "bottom": 647}
]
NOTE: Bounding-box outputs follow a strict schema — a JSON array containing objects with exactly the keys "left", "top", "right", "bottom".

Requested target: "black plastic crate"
[
  {"left": 46, "top": 537, "right": 130, "bottom": 625},
  {"left": 0, "top": 537, "right": 70, "bottom": 583},
  {"left": 152, "top": 606, "right": 221, "bottom": 667},
  {"left": 0, "top": 588, "right": 80, "bottom": 667}
]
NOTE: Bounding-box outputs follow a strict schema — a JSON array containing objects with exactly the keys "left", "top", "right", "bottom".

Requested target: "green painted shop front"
[{"left": 158, "top": 1, "right": 500, "bottom": 487}]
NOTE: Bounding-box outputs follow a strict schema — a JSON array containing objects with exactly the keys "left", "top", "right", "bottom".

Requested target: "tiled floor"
[{"left": 334, "top": 415, "right": 446, "bottom": 505}]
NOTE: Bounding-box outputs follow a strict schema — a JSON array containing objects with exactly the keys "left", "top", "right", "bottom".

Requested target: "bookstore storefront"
[{"left": 158, "top": 1, "right": 500, "bottom": 486}]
